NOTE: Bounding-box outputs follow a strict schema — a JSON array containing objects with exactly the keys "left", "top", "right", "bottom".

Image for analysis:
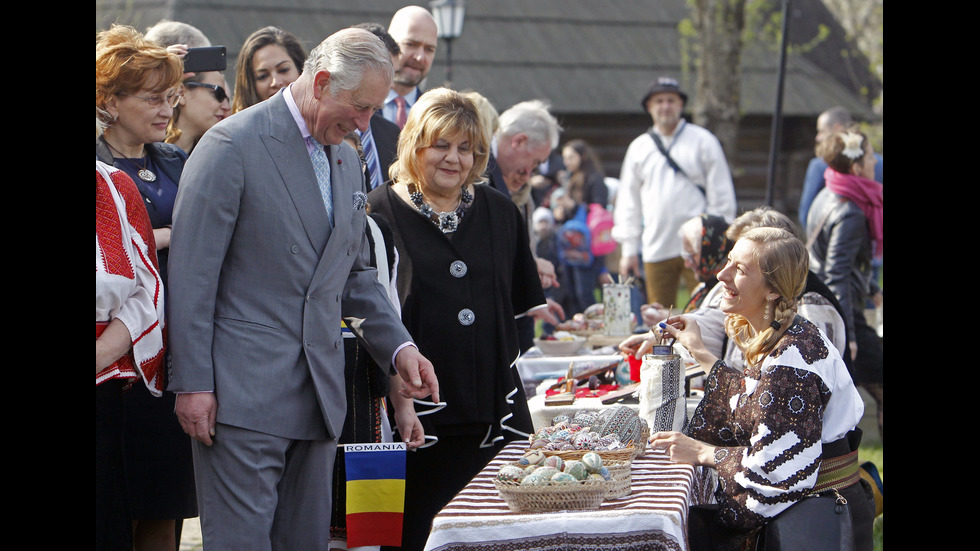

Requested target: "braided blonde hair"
[{"left": 724, "top": 227, "right": 808, "bottom": 367}]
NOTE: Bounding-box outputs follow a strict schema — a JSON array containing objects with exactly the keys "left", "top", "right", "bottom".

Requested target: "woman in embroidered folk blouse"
[
  {"left": 96, "top": 158, "right": 166, "bottom": 551},
  {"left": 623, "top": 227, "right": 873, "bottom": 550},
  {"left": 96, "top": 25, "right": 198, "bottom": 550},
  {"left": 367, "top": 88, "right": 551, "bottom": 551}
]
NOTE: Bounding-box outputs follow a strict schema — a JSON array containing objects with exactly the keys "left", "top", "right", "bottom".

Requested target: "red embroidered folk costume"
[{"left": 96, "top": 161, "right": 165, "bottom": 394}]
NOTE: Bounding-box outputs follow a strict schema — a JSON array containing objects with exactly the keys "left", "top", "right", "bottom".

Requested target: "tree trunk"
[{"left": 690, "top": 0, "right": 747, "bottom": 163}]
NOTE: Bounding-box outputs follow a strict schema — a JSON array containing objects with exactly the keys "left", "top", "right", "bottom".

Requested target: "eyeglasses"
[
  {"left": 184, "top": 82, "right": 229, "bottom": 104},
  {"left": 117, "top": 90, "right": 181, "bottom": 108}
]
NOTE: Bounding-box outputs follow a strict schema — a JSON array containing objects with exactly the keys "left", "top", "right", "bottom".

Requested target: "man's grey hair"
[
  {"left": 820, "top": 106, "right": 852, "bottom": 128},
  {"left": 304, "top": 28, "right": 393, "bottom": 97},
  {"left": 145, "top": 20, "right": 211, "bottom": 49},
  {"left": 496, "top": 99, "right": 562, "bottom": 149}
]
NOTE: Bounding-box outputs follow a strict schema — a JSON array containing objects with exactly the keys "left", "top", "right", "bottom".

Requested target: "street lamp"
[{"left": 430, "top": 0, "right": 465, "bottom": 88}]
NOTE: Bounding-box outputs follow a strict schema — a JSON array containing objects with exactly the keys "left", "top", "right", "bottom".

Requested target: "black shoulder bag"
[{"left": 647, "top": 124, "right": 705, "bottom": 198}]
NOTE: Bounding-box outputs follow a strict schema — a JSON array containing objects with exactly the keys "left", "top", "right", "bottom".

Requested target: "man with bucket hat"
[{"left": 612, "top": 77, "right": 736, "bottom": 307}]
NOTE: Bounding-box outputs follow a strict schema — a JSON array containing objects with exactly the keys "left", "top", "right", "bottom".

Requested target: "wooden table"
[{"left": 424, "top": 442, "right": 697, "bottom": 551}]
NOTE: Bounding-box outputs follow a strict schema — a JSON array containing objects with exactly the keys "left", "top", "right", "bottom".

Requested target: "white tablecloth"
[
  {"left": 424, "top": 442, "right": 696, "bottom": 551},
  {"left": 516, "top": 351, "right": 622, "bottom": 386}
]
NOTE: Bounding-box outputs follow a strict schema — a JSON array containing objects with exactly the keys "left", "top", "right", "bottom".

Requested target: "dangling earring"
[{"left": 764, "top": 300, "right": 771, "bottom": 320}]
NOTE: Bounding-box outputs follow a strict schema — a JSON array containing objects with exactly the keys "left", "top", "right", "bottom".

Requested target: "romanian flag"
[{"left": 343, "top": 442, "right": 407, "bottom": 547}]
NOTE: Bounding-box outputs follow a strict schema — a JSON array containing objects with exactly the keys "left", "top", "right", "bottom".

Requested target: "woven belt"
[{"left": 812, "top": 449, "right": 860, "bottom": 493}]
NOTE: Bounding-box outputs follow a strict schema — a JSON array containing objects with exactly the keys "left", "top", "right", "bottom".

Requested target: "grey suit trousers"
[{"left": 192, "top": 423, "right": 337, "bottom": 550}]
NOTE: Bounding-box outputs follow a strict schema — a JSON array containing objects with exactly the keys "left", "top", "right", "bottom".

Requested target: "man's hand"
[
  {"left": 619, "top": 255, "right": 640, "bottom": 279},
  {"left": 536, "top": 257, "right": 559, "bottom": 289},
  {"left": 175, "top": 392, "right": 218, "bottom": 446},
  {"left": 395, "top": 346, "right": 440, "bottom": 403},
  {"left": 529, "top": 298, "right": 565, "bottom": 326}
]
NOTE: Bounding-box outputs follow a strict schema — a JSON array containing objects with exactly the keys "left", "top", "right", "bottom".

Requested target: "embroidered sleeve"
[{"left": 709, "top": 365, "right": 829, "bottom": 531}]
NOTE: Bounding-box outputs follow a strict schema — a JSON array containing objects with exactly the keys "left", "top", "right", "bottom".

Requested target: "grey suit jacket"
[{"left": 167, "top": 91, "right": 413, "bottom": 441}]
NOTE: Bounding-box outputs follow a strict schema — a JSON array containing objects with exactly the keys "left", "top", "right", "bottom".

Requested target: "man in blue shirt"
[{"left": 383, "top": 6, "right": 438, "bottom": 127}]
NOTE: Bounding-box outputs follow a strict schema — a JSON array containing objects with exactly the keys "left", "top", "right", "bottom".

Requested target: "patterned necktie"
[
  {"left": 394, "top": 95, "right": 408, "bottom": 129},
  {"left": 359, "top": 127, "right": 383, "bottom": 190},
  {"left": 308, "top": 137, "right": 334, "bottom": 226}
]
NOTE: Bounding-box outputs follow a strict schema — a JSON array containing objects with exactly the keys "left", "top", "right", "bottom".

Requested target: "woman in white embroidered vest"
[{"left": 625, "top": 227, "right": 875, "bottom": 550}]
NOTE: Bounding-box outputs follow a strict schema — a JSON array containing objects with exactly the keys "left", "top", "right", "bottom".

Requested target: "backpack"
[
  {"left": 558, "top": 205, "right": 593, "bottom": 267},
  {"left": 587, "top": 203, "right": 616, "bottom": 256}
]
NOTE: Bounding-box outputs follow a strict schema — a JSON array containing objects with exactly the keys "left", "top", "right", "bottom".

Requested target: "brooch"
[{"left": 352, "top": 191, "right": 367, "bottom": 211}]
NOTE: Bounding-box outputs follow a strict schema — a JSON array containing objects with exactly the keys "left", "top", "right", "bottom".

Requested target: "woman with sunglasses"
[
  {"left": 97, "top": 24, "right": 198, "bottom": 551},
  {"left": 165, "top": 71, "right": 231, "bottom": 154}
]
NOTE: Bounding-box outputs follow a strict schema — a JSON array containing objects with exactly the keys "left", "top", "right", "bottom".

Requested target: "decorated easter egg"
[
  {"left": 551, "top": 414, "right": 570, "bottom": 425},
  {"left": 529, "top": 438, "right": 549, "bottom": 449},
  {"left": 587, "top": 473, "right": 607, "bottom": 482},
  {"left": 496, "top": 465, "right": 525, "bottom": 482},
  {"left": 564, "top": 460, "right": 588, "bottom": 481},
  {"left": 518, "top": 449, "right": 546, "bottom": 466},
  {"left": 572, "top": 431, "right": 596, "bottom": 450},
  {"left": 597, "top": 466, "right": 612, "bottom": 481},
  {"left": 543, "top": 455, "right": 565, "bottom": 471},
  {"left": 551, "top": 428, "right": 573, "bottom": 442},
  {"left": 521, "top": 473, "right": 548, "bottom": 486},
  {"left": 598, "top": 434, "right": 623, "bottom": 449},
  {"left": 597, "top": 406, "right": 642, "bottom": 446},
  {"left": 581, "top": 452, "right": 603, "bottom": 473},
  {"left": 532, "top": 466, "right": 559, "bottom": 480},
  {"left": 573, "top": 410, "right": 598, "bottom": 427},
  {"left": 550, "top": 472, "right": 577, "bottom": 485}
]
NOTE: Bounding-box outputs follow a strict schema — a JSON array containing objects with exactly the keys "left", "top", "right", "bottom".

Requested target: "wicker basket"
[
  {"left": 603, "top": 459, "right": 633, "bottom": 498},
  {"left": 494, "top": 478, "right": 612, "bottom": 513},
  {"left": 541, "top": 446, "right": 637, "bottom": 462},
  {"left": 633, "top": 426, "right": 650, "bottom": 459}
]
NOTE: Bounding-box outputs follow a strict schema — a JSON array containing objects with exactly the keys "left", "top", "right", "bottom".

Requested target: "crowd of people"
[{"left": 96, "top": 5, "right": 881, "bottom": 551}]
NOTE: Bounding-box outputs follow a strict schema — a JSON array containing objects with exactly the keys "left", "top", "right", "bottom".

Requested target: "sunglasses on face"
[{"left": 184, "top": 82, "right": 229, "bottom": 103}]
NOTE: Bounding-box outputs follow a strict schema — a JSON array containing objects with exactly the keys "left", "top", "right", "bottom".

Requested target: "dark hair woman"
[{"left": 807, "top": 128, "right": 883, "bottom": 442}]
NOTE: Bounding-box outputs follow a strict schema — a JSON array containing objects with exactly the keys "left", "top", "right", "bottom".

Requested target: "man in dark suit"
[
  {"left": 486, "top": 99, "right": 566, "bottom": 348},
  {"left": 167, "top": 28, "right": 438, "bottom": 550},
  {"left": 383, "top": 5, "right": 438, "bottom": 127},
  {"left": 353, "top": 22, "right": 403, "bottom": 189},
  {"left": 368, "top": 111, "right": 400, "bottom": 187}
]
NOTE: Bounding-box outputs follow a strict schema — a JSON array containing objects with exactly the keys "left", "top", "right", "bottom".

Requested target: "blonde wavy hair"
[
  {"left": 390, "top": 88, "right": 489, "bottom": 188},
  {"left": 724, "top": 227, "right": 809, "bottom": 367}
]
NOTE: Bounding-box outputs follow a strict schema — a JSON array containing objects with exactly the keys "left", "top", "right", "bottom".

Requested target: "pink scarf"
[{"left": 824, "top": 167, "right": 883, "bottom": 258}]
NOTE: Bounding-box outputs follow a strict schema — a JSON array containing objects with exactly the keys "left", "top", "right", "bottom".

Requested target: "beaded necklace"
[{"left": 408, "top": 182, "right": 474, "bottom": 233}]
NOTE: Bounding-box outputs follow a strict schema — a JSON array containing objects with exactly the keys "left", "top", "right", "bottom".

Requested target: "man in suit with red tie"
[{"left": 383, "top": 6, "right": 438, "bottom": 129}]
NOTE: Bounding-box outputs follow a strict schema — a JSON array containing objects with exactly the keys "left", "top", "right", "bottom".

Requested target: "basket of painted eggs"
[
  {"left": 527, "top": 406, "right": 649, "bottom": 461},
  {"left": 493, "top": 450, "right": 631, "bottom": 511}
]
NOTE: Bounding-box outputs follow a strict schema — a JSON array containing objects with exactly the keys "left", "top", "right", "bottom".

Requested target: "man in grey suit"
[{"left": 167, "top": 28, "right": 439, "bottom": 550}]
